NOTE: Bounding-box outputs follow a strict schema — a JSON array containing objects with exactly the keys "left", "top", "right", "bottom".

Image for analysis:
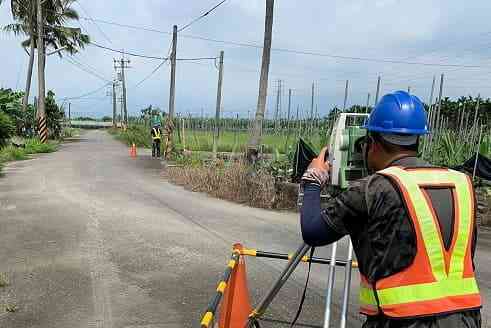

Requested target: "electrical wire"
[
  {"left": 61, "top": 82, "right": 112, "bottom": 100},
  {"left": 74, "top": 16, "right": 484, "bottom": 68},
  {"left": 131, "top": 42, "right": 173, "bottom": 89},
  {"left": 63, "top": 56, "right": 112, "bottom": 82},
  {"left": 89, "top": 41, "right": 217, "bottom": 61},
  {"left": 89, "top": 41, "right": 167, "bottom": 60},
  {"left": 178, "top": 0, "right": 228, "bottom": 32},
  {"left": 76, "top": 2, "right": 113, "bottom": 44}
]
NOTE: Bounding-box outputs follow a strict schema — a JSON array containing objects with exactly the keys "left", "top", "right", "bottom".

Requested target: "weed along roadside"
[{"left": 0, "top": 138, "right": 59, "bottom": 173}]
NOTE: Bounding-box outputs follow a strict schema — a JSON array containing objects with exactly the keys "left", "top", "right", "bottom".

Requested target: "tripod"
[{"left": 246, "top": 239, "right": 355, "bottom": 328}]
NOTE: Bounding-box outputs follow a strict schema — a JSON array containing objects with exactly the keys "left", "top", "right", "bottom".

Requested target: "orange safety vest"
[{"left": 359, "top": 166, "right": 481, "bottom": 318}]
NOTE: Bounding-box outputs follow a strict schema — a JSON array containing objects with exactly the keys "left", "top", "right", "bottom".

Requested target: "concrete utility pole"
[
  {"left": 374, "top": 76, "right": 381, "bottom": 106},
  {"left": 114, "top": 56, "right": 130, "bottom": 127},
  {"left": 343, "top": 79, "right": 349, "bottom": 111},
  {"left": 212, "top": 51, "right": 225, "bottom": 159},
  {"left": 287, "top": 88, "right": 292, "bottom": 123},
  {"left": 165, "top": 25, "right": 178, "bottom": 159},
  {"left": 68, "top": 103, "right": 71, "bottom": 128},
  {"left": 274, "top": 79, "right": 281, "bottom": 130},
  {"left": 37, "top": 0, "right": 48, "bottom": 143},
  {"left": 310, "top": 82, "right": 315, "bottom": 120},
  {"left": 112, "top": 81, "right": 117, "bottom": 127},
  {"left": 247, "top": 0, "right": 274, "bottom": 162},
  {"left": 365, "top": 93, "right": 370, "bottom": 113}
]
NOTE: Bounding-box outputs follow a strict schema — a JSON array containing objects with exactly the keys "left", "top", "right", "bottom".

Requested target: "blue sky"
[{"left": 1, "top": 0, "right": 490, "bottom": 118}]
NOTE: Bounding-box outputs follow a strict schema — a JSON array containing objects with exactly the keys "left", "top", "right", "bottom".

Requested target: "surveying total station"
[{"left": 328, "top": 113, "right": 369, "bottom": 190}]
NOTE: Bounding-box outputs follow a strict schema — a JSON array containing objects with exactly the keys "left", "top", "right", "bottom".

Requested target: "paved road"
[{"left": 0, "top": 130, "right": 489, "bottom": 328}]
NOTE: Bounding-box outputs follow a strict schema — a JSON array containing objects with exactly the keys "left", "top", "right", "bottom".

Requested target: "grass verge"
[{"left": 0, "top": 138, "right": 58, "bottom": 173}]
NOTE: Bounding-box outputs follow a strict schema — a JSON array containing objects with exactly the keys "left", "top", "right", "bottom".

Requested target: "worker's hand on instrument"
[{"left": 302, "top": 147, "right": 330, "bottom": 187}]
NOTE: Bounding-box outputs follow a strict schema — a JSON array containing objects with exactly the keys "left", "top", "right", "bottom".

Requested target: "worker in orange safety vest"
[{"left": 300, "top": 90, "right": 482, "bottom": 327}]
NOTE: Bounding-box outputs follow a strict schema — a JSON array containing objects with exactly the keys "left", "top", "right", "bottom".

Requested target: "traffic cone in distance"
[
  {"left": 219, "top": 244, "right": 252, "bottom": 328},
  {"left": 132, "top": 143, "right": 137, "bottom": 157}
]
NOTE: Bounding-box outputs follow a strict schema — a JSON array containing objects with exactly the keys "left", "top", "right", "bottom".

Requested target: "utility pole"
[
  {"left": 287, "top": 88, "right": 292, "bottom": 124},
  {"left": 274, "top": 79, "right": 281, "bottom": 130},
  {"left": 365, "top": 93, "right": 370, "bottom": 113},
  {"left": 310, "top": 82, "right": 315, "bottom": 120},
  {"left": 112, "top": 81, "right": 117, "bottom": 127},
  {"left": 374, "top": 76, "right": 381, "bottom": 106},
  {"left": 212, "top": 51, "right": 225, "bottom": 159},
  {"left": 68, "top": 103, "right": 71, "bottom": 128},
  {"left": 343, "top": 79, "right": 349, "bottom": 111},
  {"left": 114, "top": 56, "right": 130, "bottom": 127},
  {"left": 247, "top": 0, "right": 274, "bottom": 162},
  {"left": 37, "top": 0, "right": 48, "bottom": 143},
  {"left": 165, "top": 25, "right": 178, "bottom": 159}
]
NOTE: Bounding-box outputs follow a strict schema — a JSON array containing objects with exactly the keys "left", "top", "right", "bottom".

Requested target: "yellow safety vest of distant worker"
[
  {"left": 151, "top": 125, "right": 162, "bottom": 158},
  {"left": 152, "top": 127, "right": 161, "bottom": 141}
]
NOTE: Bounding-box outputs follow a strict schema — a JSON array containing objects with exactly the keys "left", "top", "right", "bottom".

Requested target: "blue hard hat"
[{"left": 363, "top": 90, "right": 428, "bottom": 135}]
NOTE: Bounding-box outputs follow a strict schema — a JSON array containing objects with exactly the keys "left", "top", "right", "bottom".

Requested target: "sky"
[{"left": 1, "top": 0, "right": 491, "bottom": 119}]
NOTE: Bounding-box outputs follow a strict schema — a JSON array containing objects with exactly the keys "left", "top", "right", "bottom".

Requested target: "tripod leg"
[
  {"left": 323, "top": 241, "right": 338, "bottom": 328},
  {"left": 245, "top": 243, "right": 311, "bottom": 327},
  {"left": 340, "top": 240, "right": 353, "bottom": 328}
]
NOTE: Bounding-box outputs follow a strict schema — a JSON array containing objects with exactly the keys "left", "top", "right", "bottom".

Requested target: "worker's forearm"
[{"left": 300, "top": 184, "right": 342, "bottom": 246}]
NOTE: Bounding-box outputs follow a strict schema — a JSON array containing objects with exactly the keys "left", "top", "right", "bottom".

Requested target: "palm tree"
[{"left": 1, "top": 0, "right": 89, "bottom": 113}]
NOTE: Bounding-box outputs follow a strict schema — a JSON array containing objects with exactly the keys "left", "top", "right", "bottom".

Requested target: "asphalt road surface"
[{"left": 0, "top": 130, "right": 489, "bottom": 328}]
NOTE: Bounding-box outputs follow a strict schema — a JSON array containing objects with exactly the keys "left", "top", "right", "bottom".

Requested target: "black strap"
[{"left": 289, "top": 247, "right": 315, "bottom": 327}]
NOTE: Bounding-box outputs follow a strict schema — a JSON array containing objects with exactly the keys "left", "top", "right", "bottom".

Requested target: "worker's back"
[{"left": 354, "top": 157, "right": 481, "bottom": 327}]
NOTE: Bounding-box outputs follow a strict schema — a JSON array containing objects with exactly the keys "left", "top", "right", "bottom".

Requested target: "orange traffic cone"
[
  {"left": 129, "top": 144, "right": 137, "bottom": 158},
  {"left": 219, "top": 244, "right": 252, "bottom": 328}
]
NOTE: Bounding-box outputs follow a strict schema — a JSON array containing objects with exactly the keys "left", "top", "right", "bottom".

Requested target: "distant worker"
[
  {"left": 151, "top": 123, "right": 162, "bottom": 158},
  {"left": 301, "top": 91, "right": 481, "bottom": 327}
]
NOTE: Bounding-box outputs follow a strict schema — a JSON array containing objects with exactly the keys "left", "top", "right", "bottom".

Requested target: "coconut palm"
[{"left": 1, "top": 0, "right": 89, "bottom": 113}]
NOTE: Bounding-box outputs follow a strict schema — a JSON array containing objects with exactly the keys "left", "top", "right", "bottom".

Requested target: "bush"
[
  {"left": 62, "top": 128, "right": 80, "bottom": 138},
  {"left": 24, "top": 138, "right": 57, "bottom": 154},
  {"left": 0, "top": 146, "right": 27, "bottom": 162},
  {"left": 0, "top": 111, "right": 15, "bottom": 146}
]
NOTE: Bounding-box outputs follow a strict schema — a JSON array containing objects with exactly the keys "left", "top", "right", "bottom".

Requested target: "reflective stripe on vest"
[
  {"left": 359, "top": 166, "right": 481, "bottom": 318},
  {"left": 152, "top": 128, "right": 161, "bottom": 140}
]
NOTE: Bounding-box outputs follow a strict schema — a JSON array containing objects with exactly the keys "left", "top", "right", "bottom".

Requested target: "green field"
[
  {"left": 111, "top": 125, "right": 325, "bottom": 154},
  {"left": 179, "top": 130, "right": 324, "bottom": 153}
]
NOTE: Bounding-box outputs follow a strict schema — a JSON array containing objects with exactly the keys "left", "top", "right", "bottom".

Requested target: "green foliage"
[
  {"left": 46, "top": 90, "right": 64, "bottom": 138},
  {"left": 24, "top": 138, "right": 57, "bottom": 154},
  {"left": 0, "top": 111, "right": 15, "bottom": 146},
  {"left": 62, "top": 127, "right": 80, "bottom": 138},
  {"left": 0, "top": 145, "right": 28, "bottom": 162},
  {"left": 110, "top": 125, "right": 152, "bottom": 148},
  {"left": 0, "top": 137, "right": 57, "bottom": 174}
]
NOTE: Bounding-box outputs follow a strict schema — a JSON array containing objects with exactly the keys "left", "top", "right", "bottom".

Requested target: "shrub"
[
  {"left": 0, "top": 111, "right": 15, "bottom": 146},
  {"left": 24, "top": 138, "right": 57, "bottom": 154},
  {"left": 0, "top": 146, "right": 27, "bottom": 162}
]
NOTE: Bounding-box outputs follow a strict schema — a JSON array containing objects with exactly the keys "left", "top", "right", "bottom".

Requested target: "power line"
[
  {"left": 89, "top": 41, "right": 217, "bottom": 61},
  {"left": 63, "top": 56, "right": 111, "bottom": 82},
  {"left": 131, "top": 42, "right": 173, "bottom": 89},
  {"left": 178, "top": 0, "right": 228, "bottom": 32},
  {"left": 132, "top": 60, "right": 168, "bottom": 89},
  {"left": 76, "top": 16, "right": 484, "bottom": 68},
  {"left": 61, "top": 82, "right": 112, "bottom": 100},
  {"left": 89, "top": 41, "right": 166, "bottom": 60},
  {"left": 76, "top": 2, "right": 113, "bottom": 44}
]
